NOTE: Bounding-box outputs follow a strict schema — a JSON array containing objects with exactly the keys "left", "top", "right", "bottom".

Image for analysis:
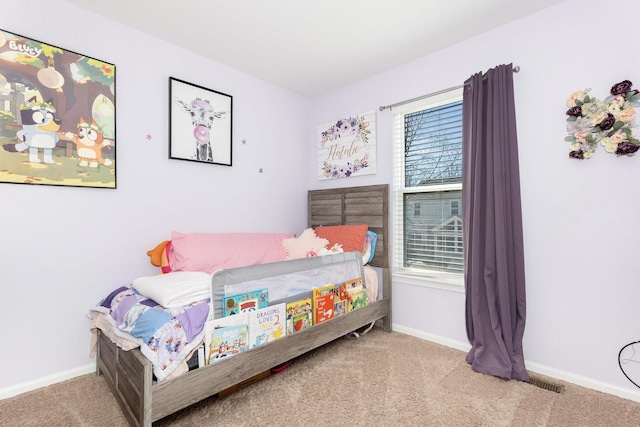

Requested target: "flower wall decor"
[
  {"left": 317, "top": 111, "right": 377, "bottom": 180},
  {"left": 565, "top": 80, "right": 640, "bottom": 159}
]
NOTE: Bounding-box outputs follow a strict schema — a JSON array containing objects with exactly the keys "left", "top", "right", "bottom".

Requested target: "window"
[
  {"left": 450, "top": 200, "right": 460, "bottom": 216},
  {"left": 393, "top": 90, "right": 464, "bottom": 286}
]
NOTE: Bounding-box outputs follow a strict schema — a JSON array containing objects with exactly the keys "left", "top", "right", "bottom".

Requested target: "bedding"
[
  {"left": 170, "top": 231, "right": 294, "bottom": 273},
  {"left": 90, "top": 286, "right": 209, "bottom": 381},
  {"left": 314, "top": 224, "right": 369, "bottom": 253},
  {"left": 146, "top": 227, "right": 376, "bottom": 274},
  {"left": 282, "top": 228, "right": 329, "bottom": 259},
  {"left": 364, "top": 230, "right": 377, "bottom": 264},
  {"left": 132, "top": 271, "right": 211, "bottom": 308}
]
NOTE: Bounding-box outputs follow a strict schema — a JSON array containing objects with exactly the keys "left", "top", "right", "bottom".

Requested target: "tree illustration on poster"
[
  {"left": 0, "top": 29, "right": 116, "bottom": 188},
  {"left": 317, "top": 111, "right": 376, "bottom": 180}
]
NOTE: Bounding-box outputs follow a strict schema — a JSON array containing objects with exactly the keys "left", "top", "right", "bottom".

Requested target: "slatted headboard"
[{"left": 307, "top": 184, "right": 389, "bottom": 268}]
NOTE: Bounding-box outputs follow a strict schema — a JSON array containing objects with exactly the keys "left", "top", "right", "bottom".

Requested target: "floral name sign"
[
  {"left": 317, "top": 111, "right": 376, "bottom": 179},
  {"left": 565, "top": 80, "right": 640, "bottom": 160}
]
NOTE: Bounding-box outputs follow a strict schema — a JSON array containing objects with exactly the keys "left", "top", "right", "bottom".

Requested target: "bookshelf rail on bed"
[{"left": 96, "top": 184, "right": 392, "bottom": 426}]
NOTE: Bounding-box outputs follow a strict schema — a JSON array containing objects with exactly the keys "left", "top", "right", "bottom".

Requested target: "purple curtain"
[{"left": 462, "top": 63, "right": 528, "bottom": 382}]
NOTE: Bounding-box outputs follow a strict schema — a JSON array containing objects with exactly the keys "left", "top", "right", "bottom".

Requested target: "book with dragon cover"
[{"left": 248, "top": 303, "right": 286, "bottom": 348}]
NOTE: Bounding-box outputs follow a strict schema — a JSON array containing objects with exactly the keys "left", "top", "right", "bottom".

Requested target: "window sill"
[{"left": 392, "top": 270, "right": 465, "bottom": 293}]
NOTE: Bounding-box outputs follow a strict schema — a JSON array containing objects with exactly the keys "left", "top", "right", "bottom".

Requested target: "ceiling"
[{"left": 65, "top": 0, "right": 567, "bottom": 98}]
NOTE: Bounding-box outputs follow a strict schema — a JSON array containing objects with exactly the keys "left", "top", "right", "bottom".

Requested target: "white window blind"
[{"left": 392, "top": 90, "right": 464, "bottom": 283}]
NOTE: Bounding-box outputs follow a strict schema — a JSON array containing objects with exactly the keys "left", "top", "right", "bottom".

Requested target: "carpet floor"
[{"left": 2, "top": 328, "right": 640, "bottom": 426}]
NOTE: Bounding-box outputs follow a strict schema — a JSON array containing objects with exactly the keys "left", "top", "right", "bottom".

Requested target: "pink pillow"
[{"left": 170, "top": 231, "right": 294, "bottom": 273}]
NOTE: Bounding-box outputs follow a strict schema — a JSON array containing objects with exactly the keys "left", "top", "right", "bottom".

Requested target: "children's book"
[
  {"left": 248, "top": 303, "right": 286, "bottom": 348},
  {"left": 334, "top": 299, "right": 347, "bottom": 317},
  {"left": 222, "top": 288, "right": 269, "bottom": 316},
  {"left": 347, "top": 288, "right": 368, "bottom": 312},
  {"left": 286, "top": 297, "right": 313, "bottom": 334},
  {"left": 203, "top": 313, "right": 249, "bottom": 363},
  {"left": 344, "top": 277, "right": 367, "bottom": 312},
  {"left": 206, "top": 323, "right": 249, "bottom": 364},
  {"left": 313, "top": 284, "right": 335, "bottom": 324},
  {"left": 333, "top": 283, "right": 348, "bottom": 317},
  {"left": 344, "top": 277, "right": 364, "bottom": 292}
]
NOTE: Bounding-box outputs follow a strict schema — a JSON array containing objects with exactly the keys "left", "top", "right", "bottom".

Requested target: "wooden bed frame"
[{"left": 96, "top": 184, "right": 392, "bottom": 426}]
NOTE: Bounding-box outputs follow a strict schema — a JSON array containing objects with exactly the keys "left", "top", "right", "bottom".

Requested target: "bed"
[{"left": 91, "top": 184, "right": 392, "bottom": 426}]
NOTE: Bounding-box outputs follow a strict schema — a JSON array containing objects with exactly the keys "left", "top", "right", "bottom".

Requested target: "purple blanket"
[{"left": 94, "top": 286, "right": 209, "bottom": 381}]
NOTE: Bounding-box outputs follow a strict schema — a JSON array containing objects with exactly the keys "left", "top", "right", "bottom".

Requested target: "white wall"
[
  {"left": 0, "top": 1, "right": 311, "bottom": 391},
  {"left": 311, "top": 0, "right": 640, "bottom": 400}
]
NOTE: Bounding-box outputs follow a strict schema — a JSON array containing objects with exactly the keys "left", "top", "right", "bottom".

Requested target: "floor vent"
[{"left": 529, "top": 376, "right": 565, "bottom": 394}]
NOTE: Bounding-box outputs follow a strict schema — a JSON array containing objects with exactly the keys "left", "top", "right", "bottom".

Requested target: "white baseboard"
[
  {"left": 0, "top": 363, "right": 95, "bottom": 400},
  {"left": 392, "top": 323, "right": 472, "bottom": 353},
  {"left": 525, "top": 361, "right": 640, "bottom": 403},
  {"left": 392, "top": 323, "right": 640, "bottom": 404}
]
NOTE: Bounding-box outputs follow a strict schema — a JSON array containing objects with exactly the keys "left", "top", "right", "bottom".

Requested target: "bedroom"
[{"left": 1, "top": 0, "right": 640, "bottom": 416}]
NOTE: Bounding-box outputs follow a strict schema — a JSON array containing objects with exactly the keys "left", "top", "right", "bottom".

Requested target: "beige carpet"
[{"left": 2, "top": 329, "right": 640, "bottom": 426}]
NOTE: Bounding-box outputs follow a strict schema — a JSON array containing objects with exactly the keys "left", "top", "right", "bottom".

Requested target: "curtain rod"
[{"left": 378, "top": 65, "right": 520, "bottom": 112}]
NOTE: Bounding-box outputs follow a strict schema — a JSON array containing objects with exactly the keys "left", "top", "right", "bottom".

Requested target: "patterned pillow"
[{"left": 282, "top": 228, "right": 329, "bottom": 260}]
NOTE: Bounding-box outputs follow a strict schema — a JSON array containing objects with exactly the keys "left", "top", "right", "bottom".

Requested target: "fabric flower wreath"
[{"left": 565, "top": 80, "right": 640, "bottom": 159}]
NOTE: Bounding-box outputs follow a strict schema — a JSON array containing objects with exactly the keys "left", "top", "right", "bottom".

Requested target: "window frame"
[{"left": 392, "top": 90, "right": 465, "bottom": 292}]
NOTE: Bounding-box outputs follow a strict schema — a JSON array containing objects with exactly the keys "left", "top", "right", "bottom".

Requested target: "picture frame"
[
  {"left": 0, "top": 28, "right": 116, "bottom": 188},
  {"left": 169, "top": 77, "right": 232, "bottom": 166},
  {"left": 317, "top": 111, "right": 376, "bottom": 180}
]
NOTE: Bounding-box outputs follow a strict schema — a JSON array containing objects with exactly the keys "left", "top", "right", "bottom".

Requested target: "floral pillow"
[{"left": 282, "top": 228, "right": 329, "bottom": 260}]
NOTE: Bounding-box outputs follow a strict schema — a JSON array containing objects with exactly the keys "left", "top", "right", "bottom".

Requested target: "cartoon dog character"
[
  {"left": 64, "top": 117, "right": 113, "bottom": 168},
  {"left": 3, "top": 98, "right": 61, "bottom": 163},
  {"left": 175, "top": 97, "right": 227, "bottom": 162}
]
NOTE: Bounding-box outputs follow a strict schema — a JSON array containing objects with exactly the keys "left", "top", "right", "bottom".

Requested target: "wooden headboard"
[{"left": 307, "top": 184, "right": 389, "bottom": 268}]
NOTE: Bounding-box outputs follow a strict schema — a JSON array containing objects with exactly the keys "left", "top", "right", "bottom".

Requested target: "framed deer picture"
[{"left": 169, "top": 77, "right": 232, "bottom": 166}]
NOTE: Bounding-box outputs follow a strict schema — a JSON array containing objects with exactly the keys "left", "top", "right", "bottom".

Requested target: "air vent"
[{"left": 529, "top": 376, "right": 565, "bottom": 394}]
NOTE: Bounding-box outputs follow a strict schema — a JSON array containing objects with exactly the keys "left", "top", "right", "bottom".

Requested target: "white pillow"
[{"left": 132, "top": 271, "right": 211, "bottom": 308}]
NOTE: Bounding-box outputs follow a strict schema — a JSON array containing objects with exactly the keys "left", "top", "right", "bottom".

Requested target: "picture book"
[
  {"left": 313, "top": 284, "right": 335, "bottom": 324},
  {"left": 334, "top": 299, "right": 347, "bottom": 317},
  {"left": 203, "top": 313, "right": 249, "bottom": 363},
  {"left": 333, "top": 283, "right": 348, "bottom": 317},
  {"left": 314, "top": 283, "right": 336, "bottom": 298},
  {"left": 222, "top": 288, "right": 269, "bottom": 317},
  {"left": 286, "top": 297, "right": 313, "bottom": 334},
  {"left": 345, "top": 277, "right": 367, "bottom": 312},
  {"left": 206, "top": 323, "right": 249, "bottom": 365},
  {"left": 344, "top": 277, "right": 364, "bottom": 292},
  {"left": 248, "top": 303, "right": 286, "bottom": 348}
]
